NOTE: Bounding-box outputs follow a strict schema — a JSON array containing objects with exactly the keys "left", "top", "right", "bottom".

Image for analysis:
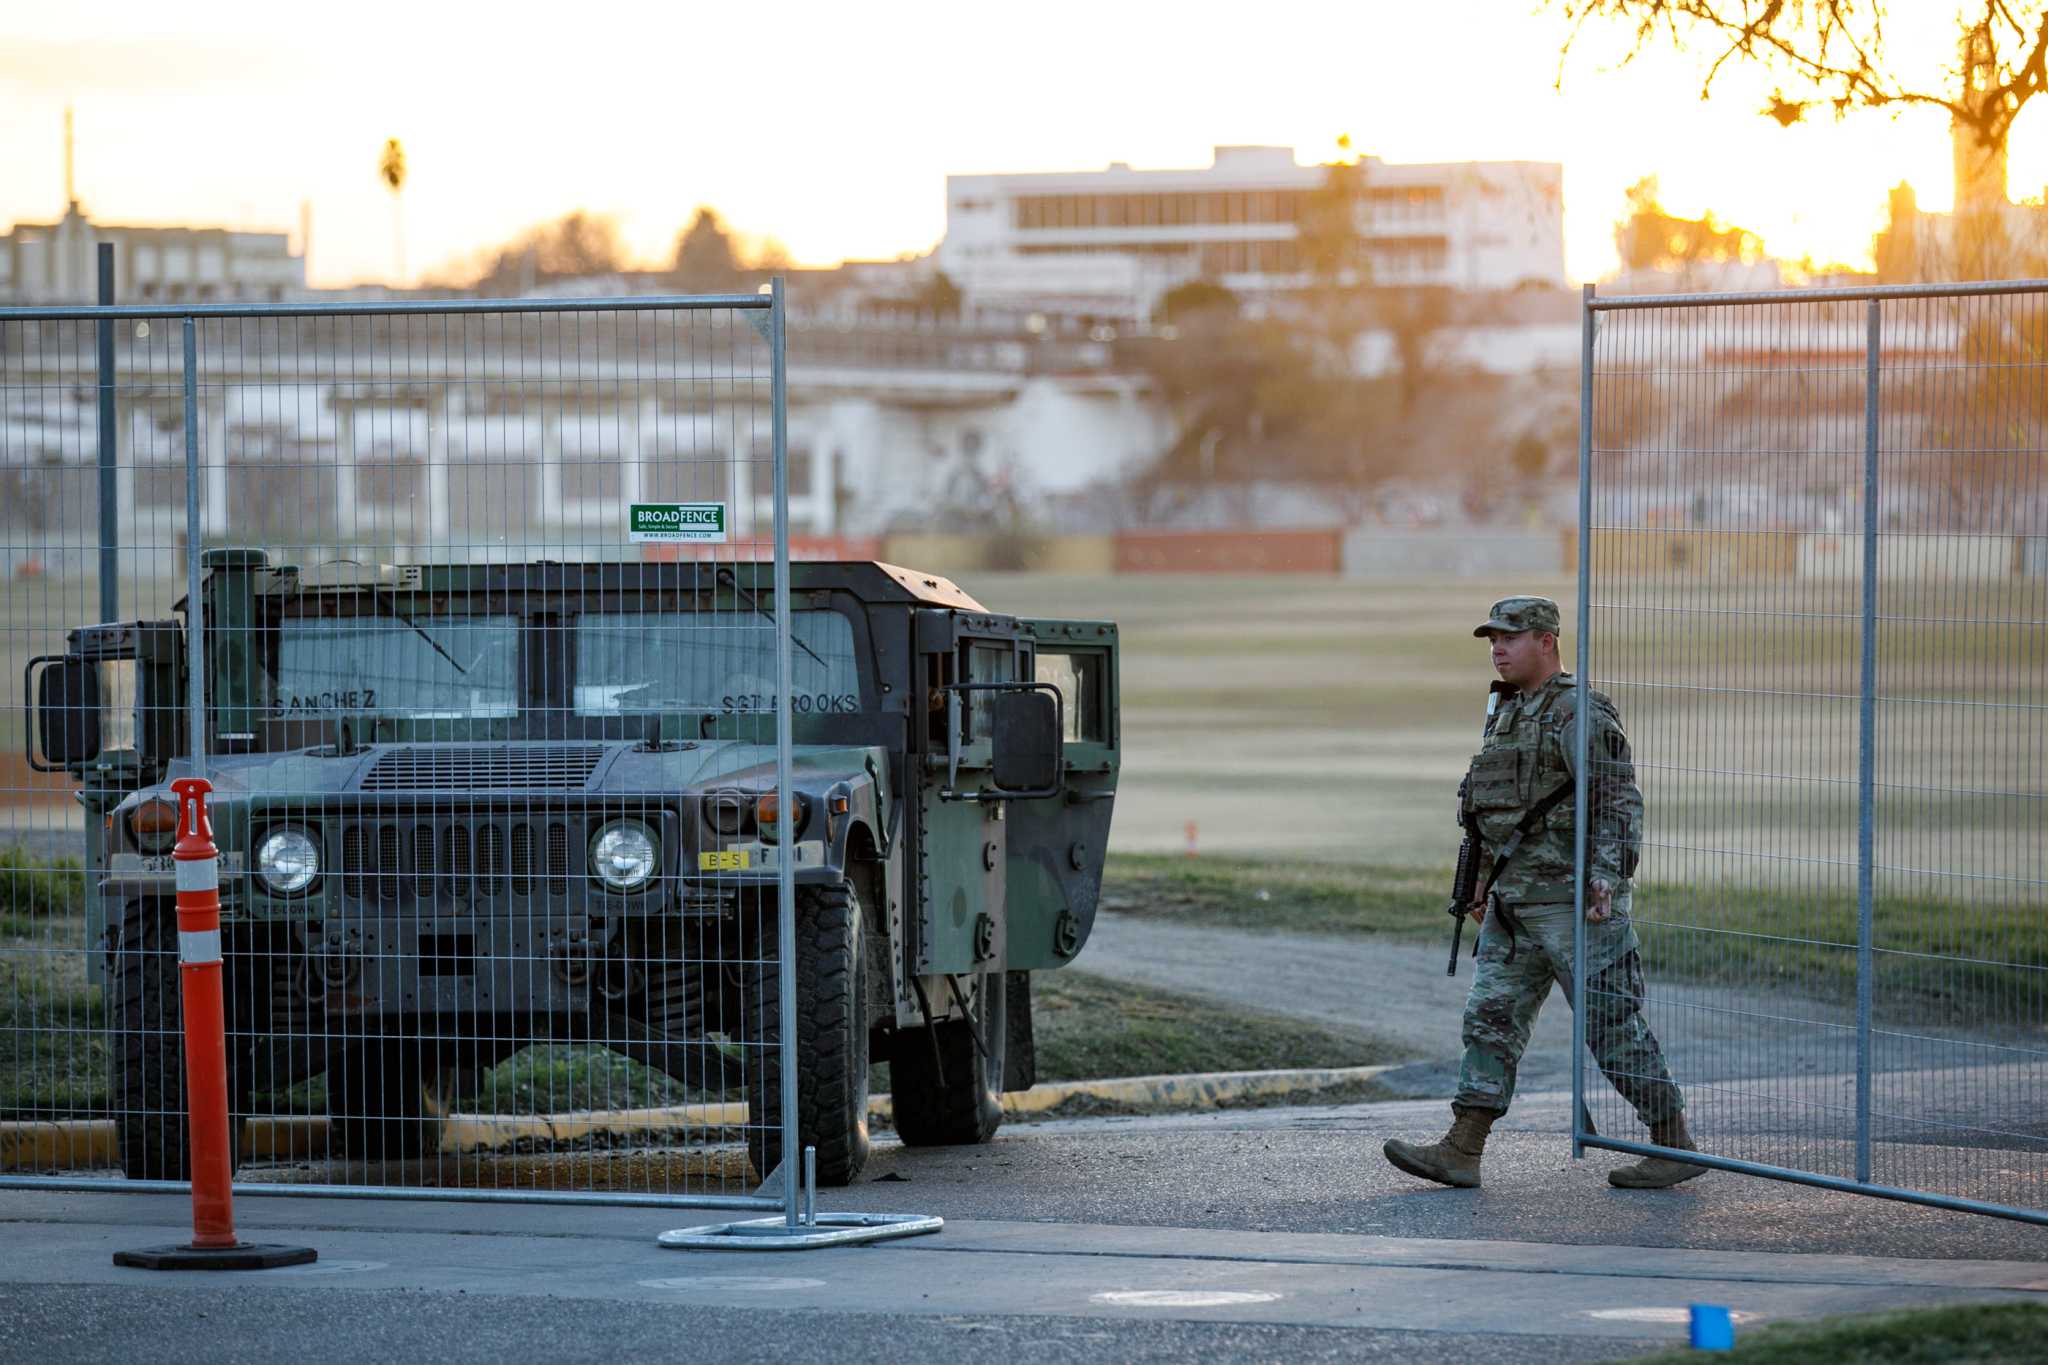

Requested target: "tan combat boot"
[
  {"left": 1383, "top": 1105, "right": 1495, "bottom": 1188},
  {"left": 1608, "top": 1114, "right": 1709, "bottom": 1188}
]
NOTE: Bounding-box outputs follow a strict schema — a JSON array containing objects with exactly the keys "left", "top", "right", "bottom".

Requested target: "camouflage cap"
[{"left": 1473, "top": 596, "right": 1562, "bottom": 638}]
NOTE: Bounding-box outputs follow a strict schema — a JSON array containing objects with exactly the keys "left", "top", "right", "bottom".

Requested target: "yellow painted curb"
[
  {"left": 1, "top": 1065, "right": 1395, "bottom": 1171},
  {"left": 438, "top": 1102, "right": 749, "bottom": 1155},
  {"left": 998, "top": 1063, "right": 1398, "bottom": 1119},
  {"left": 0, "top": 1121, "right": 117, "bottom": 1171}
]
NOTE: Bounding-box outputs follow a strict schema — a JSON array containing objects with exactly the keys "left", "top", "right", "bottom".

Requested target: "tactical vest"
[{"left": 1462, "top": 673, "right": 1577, "bottom": 881}]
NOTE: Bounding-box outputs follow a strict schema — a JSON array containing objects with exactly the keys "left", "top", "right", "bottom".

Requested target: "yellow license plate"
[{"left": 698, "top": 849, "right": 753, "bottom": 872}]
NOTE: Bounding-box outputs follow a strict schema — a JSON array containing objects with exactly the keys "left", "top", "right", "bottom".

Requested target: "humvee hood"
[{"left": 175, "top": 740, "right": 877, "bottom": 797}]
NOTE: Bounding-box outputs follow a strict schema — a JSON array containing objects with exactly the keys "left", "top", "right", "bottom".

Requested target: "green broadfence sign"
[{"left": 628, "top": 502, "right": 728, "bottom": 543}]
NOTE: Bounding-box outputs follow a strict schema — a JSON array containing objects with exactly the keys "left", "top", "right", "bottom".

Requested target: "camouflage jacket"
[{"left": 1461, "top": 670, "right": 1642, "bottom": 906}]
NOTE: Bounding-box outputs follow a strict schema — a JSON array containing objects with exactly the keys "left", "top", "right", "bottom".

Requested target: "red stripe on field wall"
[{"left": 641, "top": 536, "right": 884, "bottom": 563}]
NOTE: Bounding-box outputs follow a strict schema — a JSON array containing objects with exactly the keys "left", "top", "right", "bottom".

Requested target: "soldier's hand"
[
  {"left": 1587, "top": 878, "right": 1613, "bottom": 923},
  {"left": 1467, "top": 895, "right": 1488, "bottom": 925}
]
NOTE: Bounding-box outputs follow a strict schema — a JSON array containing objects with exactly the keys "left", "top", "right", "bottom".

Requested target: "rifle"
[{"left": 1447, "top": 682, "right": 1514, "bottom": 977}]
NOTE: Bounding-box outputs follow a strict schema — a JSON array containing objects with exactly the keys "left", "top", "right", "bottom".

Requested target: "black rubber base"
[{"left": 113, "top": 1242, "right": 317, "bottom": 1271}]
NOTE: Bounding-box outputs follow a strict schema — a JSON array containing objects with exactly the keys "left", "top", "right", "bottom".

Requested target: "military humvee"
[{"left": 30, "top": 550, "right": 1118, "bottom": 1185}]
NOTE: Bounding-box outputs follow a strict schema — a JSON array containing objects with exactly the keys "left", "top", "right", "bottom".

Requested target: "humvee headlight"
[
  {"left": 254, "top": 827, "right": 320, "bottom": 894},
  {"left": 702, "top": 790, "right": 750, "bottom": 837},
  {"left": 755, "top": 791, "right": 808, "bottom": 843},
  {"left": 591, "top": 821, "right": 658, "bottom": 891},
  {"left": 127, "top": 797, "right": 180, "bottom": 854}
]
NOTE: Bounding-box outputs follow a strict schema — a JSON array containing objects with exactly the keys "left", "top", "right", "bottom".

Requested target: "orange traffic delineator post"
[{"left": 114, "top": 777, "right": 316, "bottom": 1272}]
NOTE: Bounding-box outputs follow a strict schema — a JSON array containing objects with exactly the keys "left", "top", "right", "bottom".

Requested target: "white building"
[
  {"left": 0, "top": 200, "right": 306, "bottom": 304},
  {"left": 940, "top": 145, "right": 1566, "bottom": 320}
]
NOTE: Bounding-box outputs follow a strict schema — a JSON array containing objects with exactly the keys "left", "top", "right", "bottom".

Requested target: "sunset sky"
[{"left": 4, "top": 1, "right": 2041, "bottom": 289}]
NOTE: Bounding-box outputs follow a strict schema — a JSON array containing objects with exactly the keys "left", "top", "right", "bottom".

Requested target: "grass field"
[
  {"left": 7, "top": 568, "right": 2040, "bottom": 884},
  {"left": 977, "top": 572, "right": 2046, "bottom": 890},
  {"left": 4, "top": 568, "right": 2039, "bottom": 1050}
]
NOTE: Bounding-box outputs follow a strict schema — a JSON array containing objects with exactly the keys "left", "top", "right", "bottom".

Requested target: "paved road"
[
  {"left": 9, "top": 1055, "right": 2044, "bottom": 1359},
  {"left": 4, "top": 1178, "right": 2044, "bottom": 1364}
]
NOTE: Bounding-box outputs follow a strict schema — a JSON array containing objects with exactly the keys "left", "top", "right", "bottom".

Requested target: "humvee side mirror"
[
  {"left": 30, "top": 656, "right": 102, "bottom": 770},
  {"left": 990, "top": 687, "right": 1062, "bottom": 796}
]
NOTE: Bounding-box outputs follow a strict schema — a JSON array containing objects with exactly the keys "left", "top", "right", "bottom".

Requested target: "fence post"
[
  {"left": 96, "top": 243, "right": 117, "bottom": 623},
  {"left": 182, "top": 316, "right": 206, "bottom": 783},
  {"left": 1856, "top": 298, "right": 1881, "bottom": 1184},
  {"left": 770, "top": 277, "right": 801, "bottom": 1229},
  {"left": 1572, "top": 282, "right": 1595, "bottom": 1159}
]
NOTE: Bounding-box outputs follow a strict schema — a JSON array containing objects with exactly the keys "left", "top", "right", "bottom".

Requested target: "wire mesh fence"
[
  {"left": 2, "top": 292, "right": 813, "bottom": 1210},
  {"left": 1574, "top": 280, "right": 2048, "bottom": 1224}
]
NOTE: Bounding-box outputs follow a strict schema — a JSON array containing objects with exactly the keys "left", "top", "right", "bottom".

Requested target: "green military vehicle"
[{"left": 29, "top": 550, "right": 1119, "bottom": 1185}]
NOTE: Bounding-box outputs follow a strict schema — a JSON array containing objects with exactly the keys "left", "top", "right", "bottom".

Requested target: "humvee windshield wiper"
[
  {"left": 715, "top": 566, "right": 825, "bottom": 668},
  {"left": 288, "top": 562, "right": 471, "bottom": 677},
  {"left": 370, "top": 587, "right": 469, "bottom": 676}
]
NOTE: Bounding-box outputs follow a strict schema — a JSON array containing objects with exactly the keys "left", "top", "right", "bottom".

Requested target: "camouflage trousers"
[{"left": 1454, "top": 895, "right": 1685, "bottom": 1126}]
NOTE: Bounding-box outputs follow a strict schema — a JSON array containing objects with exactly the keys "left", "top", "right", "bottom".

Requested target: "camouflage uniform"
[{"left": 1454, "top": 597, "right": 1684, "bottom": 1127}]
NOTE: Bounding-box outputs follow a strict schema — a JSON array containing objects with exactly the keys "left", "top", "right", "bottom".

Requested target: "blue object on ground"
[{"left": 1689, "top": 1303, "right": 1736, "bottom": 1351}]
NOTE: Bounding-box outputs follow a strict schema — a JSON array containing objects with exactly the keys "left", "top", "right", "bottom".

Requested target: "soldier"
[{"left": 1383, "top": 596, "right": 1705, "bottom": 1190}]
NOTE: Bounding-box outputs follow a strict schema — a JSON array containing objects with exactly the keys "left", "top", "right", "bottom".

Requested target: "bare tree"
[
  {"left": 669, "top": 207, "right": 744, "bottom": 292},
  {"left": 466, "top": 211, "right": 630, "bottom": 294},
  {"left": 1550, "top": 3, "right": 2048, "bottom": 155},
  {"left": 1372, "top": 286, "right": 1461, "bottom": 415},
  {"left": 1298, "top": 139, "right": 1371, "bottom": 285}
]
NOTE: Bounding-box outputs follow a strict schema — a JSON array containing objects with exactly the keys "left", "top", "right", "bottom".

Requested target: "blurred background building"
[
  {"left": 13, "top": 115, "right": 2033, "bottom": 583},
  {"left": 0, "top": 202, "right": 306, "bottom": 304},
  {"left": 940, "top": 145, "right": 1567, "bottom": 320},
  {"left": 0, "top": 114, "right": 306, "bottom": 304}
]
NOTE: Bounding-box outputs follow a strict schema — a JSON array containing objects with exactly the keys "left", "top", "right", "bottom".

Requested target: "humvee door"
[{"left": 1006, "top": 620, "right": 1119, "bottom": 969}]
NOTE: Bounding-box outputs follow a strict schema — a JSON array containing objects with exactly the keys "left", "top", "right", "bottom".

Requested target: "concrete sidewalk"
[{"left": 3, "top": 1185, "right": 2043, "bottom": 1363}]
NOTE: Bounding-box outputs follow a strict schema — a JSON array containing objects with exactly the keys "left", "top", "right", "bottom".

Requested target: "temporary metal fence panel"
[
  {"left": 1574, "top": 280, "right": 2048, "bottom": 1224},
  {"left": 2, "top": 290, "right": 812, "bottom": 1216}
]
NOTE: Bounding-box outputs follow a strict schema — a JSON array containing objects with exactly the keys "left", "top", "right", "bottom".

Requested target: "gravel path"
[{"left": 1080, "top": 914, "right": 2046, "bottom": 1122}]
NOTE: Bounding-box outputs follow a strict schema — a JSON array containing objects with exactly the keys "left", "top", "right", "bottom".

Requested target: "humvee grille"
[
  {"left": 360, "top": 744, "right": 606, "bottom": 792},
  {"left": 337, "top": 817, "right": 580, "bottom": 901}
]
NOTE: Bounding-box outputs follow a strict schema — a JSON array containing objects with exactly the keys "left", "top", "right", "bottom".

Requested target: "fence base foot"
[
  {"left": 113, "top": 1242, "right": 317, "bottom": 1271},
  {"left": 658, "top": 1211, "right": 942, "bottom": 1251}
]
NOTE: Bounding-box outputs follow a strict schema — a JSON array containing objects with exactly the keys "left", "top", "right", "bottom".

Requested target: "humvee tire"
[
  {"left": 745, "top": 880, "right": 871, "bottom": 1186},
  {"left": 891, "top": 970, "right": 1005, "bottom": 1148},
  {"left": 327, "top": 1038, "right": 444, "bottom": 1162},
  {"left": 111, "top": 907, "right": 248, "bottom": 1181}
]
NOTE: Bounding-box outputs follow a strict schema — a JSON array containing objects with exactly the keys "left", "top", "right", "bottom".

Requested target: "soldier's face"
[{"left": 1487, "top": 629, "right": 1555, "bottom": 687}]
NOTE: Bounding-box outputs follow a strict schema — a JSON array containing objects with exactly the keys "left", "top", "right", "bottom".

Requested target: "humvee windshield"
[
  {"left": 277, "top": 615, "right": 521, "bottom": 718},
  {"left": 574, "top": 608, "right": 860, "bottom": 715},
  {"left": 272, "top": 604, "right": 863, "bottom": 722}
]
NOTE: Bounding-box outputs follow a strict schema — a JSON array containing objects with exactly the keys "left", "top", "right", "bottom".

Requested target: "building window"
[{"left": 560, "top": 456, "right": 620, "bottom": 503}]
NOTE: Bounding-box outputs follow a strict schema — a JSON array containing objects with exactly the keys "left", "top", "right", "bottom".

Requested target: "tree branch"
[{"left": 1553, "top": 0, "right": 2044, "bottom": 141}]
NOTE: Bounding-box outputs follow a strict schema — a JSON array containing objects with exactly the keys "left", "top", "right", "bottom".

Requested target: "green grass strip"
[
  {"left": 1625, "top": 1302, "right": 2048, "bottom": 1364},
  {"left": 0, "top": 848, "right": 84, "bottom": 919}
]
